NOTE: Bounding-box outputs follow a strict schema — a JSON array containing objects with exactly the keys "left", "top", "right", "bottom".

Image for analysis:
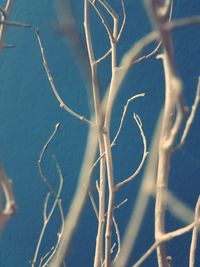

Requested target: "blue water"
[{"left": 0, "top": 1, "right": 199, "bottom": 266}]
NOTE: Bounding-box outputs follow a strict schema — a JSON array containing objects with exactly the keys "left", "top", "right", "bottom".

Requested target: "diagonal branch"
[{"left": 35, "top": 28, "right": 94, "bottom": 126}]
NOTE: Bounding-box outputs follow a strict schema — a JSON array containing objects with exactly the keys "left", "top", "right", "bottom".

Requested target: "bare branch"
[
  {"left": 35, "top": 28, "right": 94, "bottom": 126},
  {"left": 189, "top": 196, "right": 200, "bottom": 267},
  {"left": 38, "top": 123, "right": 60, "bottom": 194},
  {"left": 32, "top": 124, "right": 64, "bottom": 267},
  {"left": 89, "top": 0, "right": 114, "bottom": 42},
  {"left": 115, "top": 113, "right": 148, "bottom": 190},
  {"left": 112, "top": 93, "right": 145, "bottom": 146},
  {"left": 133, "top": 216, "right": 200, "bottom": 267},
  {"left": 178, "top": 77, "right": 200, "bottom": 148},
  {"left": 117, "top": 0, "right": 126, "bottom": 42},
  {"left": 95, "top": 48, "right": 111, "bottom": 64},
  {"left": 114, "top": 110, "right": 162, "bottom": 267},
  {"left": 0, "top": 0, "right": 13, "bottom": 50},
  {"left": 49, "top": 122, "right": 99, "bottom": 267},
  {"left": 0, "top": 166, "right": 16, "bottom": 231},
  {"left": 112, "top": 217, "right": 121, "bottom": 263},
  {"left": 0, "top": 20, "right": 31, "bottom": 28},
  {"left": 40, "top": 158, "right": 65, "bottom": 267}
]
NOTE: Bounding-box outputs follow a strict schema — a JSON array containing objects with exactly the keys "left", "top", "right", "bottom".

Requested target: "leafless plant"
[
  {"left": 0, "top": 0, "right": 198, "bottom": 266},
  {"left": 33, "top": 1, "right": 200, "bottom": 267}
]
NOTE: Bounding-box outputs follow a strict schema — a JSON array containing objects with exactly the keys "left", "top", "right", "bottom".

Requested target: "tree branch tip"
[
  {"left": 55, "top": 123, "right": 60, "bottom": 129},
  {"left": 156, "top": 53, "right": 163, "bottom": 60},
  {"left": 35, "top": 28, "right": 40, "bottom": 35},
  {"left": 133, "top": 113, "right": 142, "bottom": 125}
]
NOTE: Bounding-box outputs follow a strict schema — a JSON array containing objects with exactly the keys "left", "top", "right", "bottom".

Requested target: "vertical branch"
[
  {"left": 146, "top": 1, "right": 187, "bottom": 266},
  {"left": 103, "top": 7, "right": 118, "bottom": 267},
  {"left": 84, "top": 2, "right": 106, "bottom": 267}
]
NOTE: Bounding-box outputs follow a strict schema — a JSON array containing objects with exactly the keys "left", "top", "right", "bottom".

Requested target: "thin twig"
[
  {"left": 38, "top": 123, "right": 60, "bottom": 195},
  {"left": 88, "top": 189, "right": 99, "bottom": 219},
  {"left": 32, "top": 160, "right": 63, "bottom": 267},
  {"left": 40, "top": 157, "right": 65, "bottom": 267},
  {"left": 0, "top": 20, "right": 31, "bottom": 27},
  {"left": 32, "top": 124, "right": 64, "bottom": 267},
  {"left": 90, "top": 93, "right": 145, "bottom": 180},
  {"left": 178, "top": 77, "right": 200, "bottom": 148},
  {"left": 0, "top": 166, "right": 16, "bottom": 231},
  {"left": 35, "top": 28, "right": 94, "bottom": 126},
  {"left": 112, "top": 217, "right": 121, "bottom": 263},
  {"left": 95, "top": 48, "right": 112, "bottom": 64},
  {"left": 133, "top": 216, "right": 200, "bottom": 267},
  {"left": 115, "top": 113, "right": 148, "bottom": 191},
  {"left": 189, "top": 196, "right": 200, "bottom": 267},
  {"left": 117, "top": 0, "right": 126, "bottom": 42},
  {"left": 114, "top": 110, "right": 162, "bottom": 267},
  {"left": 112, "top": 94, "right": 145, "bottom": 146},
  {"left": 98, "top": 0, "right": 118, "bottom": 22},
  {"left": 89, "top": 0, "right": 114, "bottom": 42}
]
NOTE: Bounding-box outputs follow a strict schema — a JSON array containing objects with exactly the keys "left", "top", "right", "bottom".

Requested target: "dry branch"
[
  {"left": 0, "top": 166, "right": 16, "bottom": 231},
  {"left": 35, "top": 28, "right": 94, "bottom": 126},
  {"left": 32, "top": 124, "right": 64, "bottom": 267}
]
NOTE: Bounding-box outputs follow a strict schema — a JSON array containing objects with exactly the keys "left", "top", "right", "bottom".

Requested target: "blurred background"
[{"left": 0, "top": 0, "right": 199, "bottom": 266}]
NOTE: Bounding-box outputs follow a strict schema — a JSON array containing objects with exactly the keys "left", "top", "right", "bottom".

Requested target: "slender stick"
[
  {"left": 32, "top": 124, "right": 63, "bottom": 267},
  {"left": 84, "top": 2, "right": 106, "bottom": 267},
  {"left": 146, "top": 1, "right": 183, "bottom": 266},
  {"left": 0, "top": 166, "right": 16, "bottom": 231},
  {"left": 0, "top": 0, "right": 13, "bottom": 50},
  {"left": 133, "top": 216, "right": 200, "bottom": 267},
  {"left": 103, "top": 11, "right": 118, "bottom": 267},
  {"left": 178, "top": 77, "right": 200, "bottom": 147},
  {"left": 115, "top": 113, "right": 148, "bottom": 190},
  {"left": 114, "top": 109, "right": 162, "bottom": 267},
  {"left": 189, "top": 196, "right": 200, "bottom": 267},
  {"left": 35, "top": 28, "right": 94, "bottom": 126},
  {"left": 49, "top": 122, "right": 99, "bottom": 267}
]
